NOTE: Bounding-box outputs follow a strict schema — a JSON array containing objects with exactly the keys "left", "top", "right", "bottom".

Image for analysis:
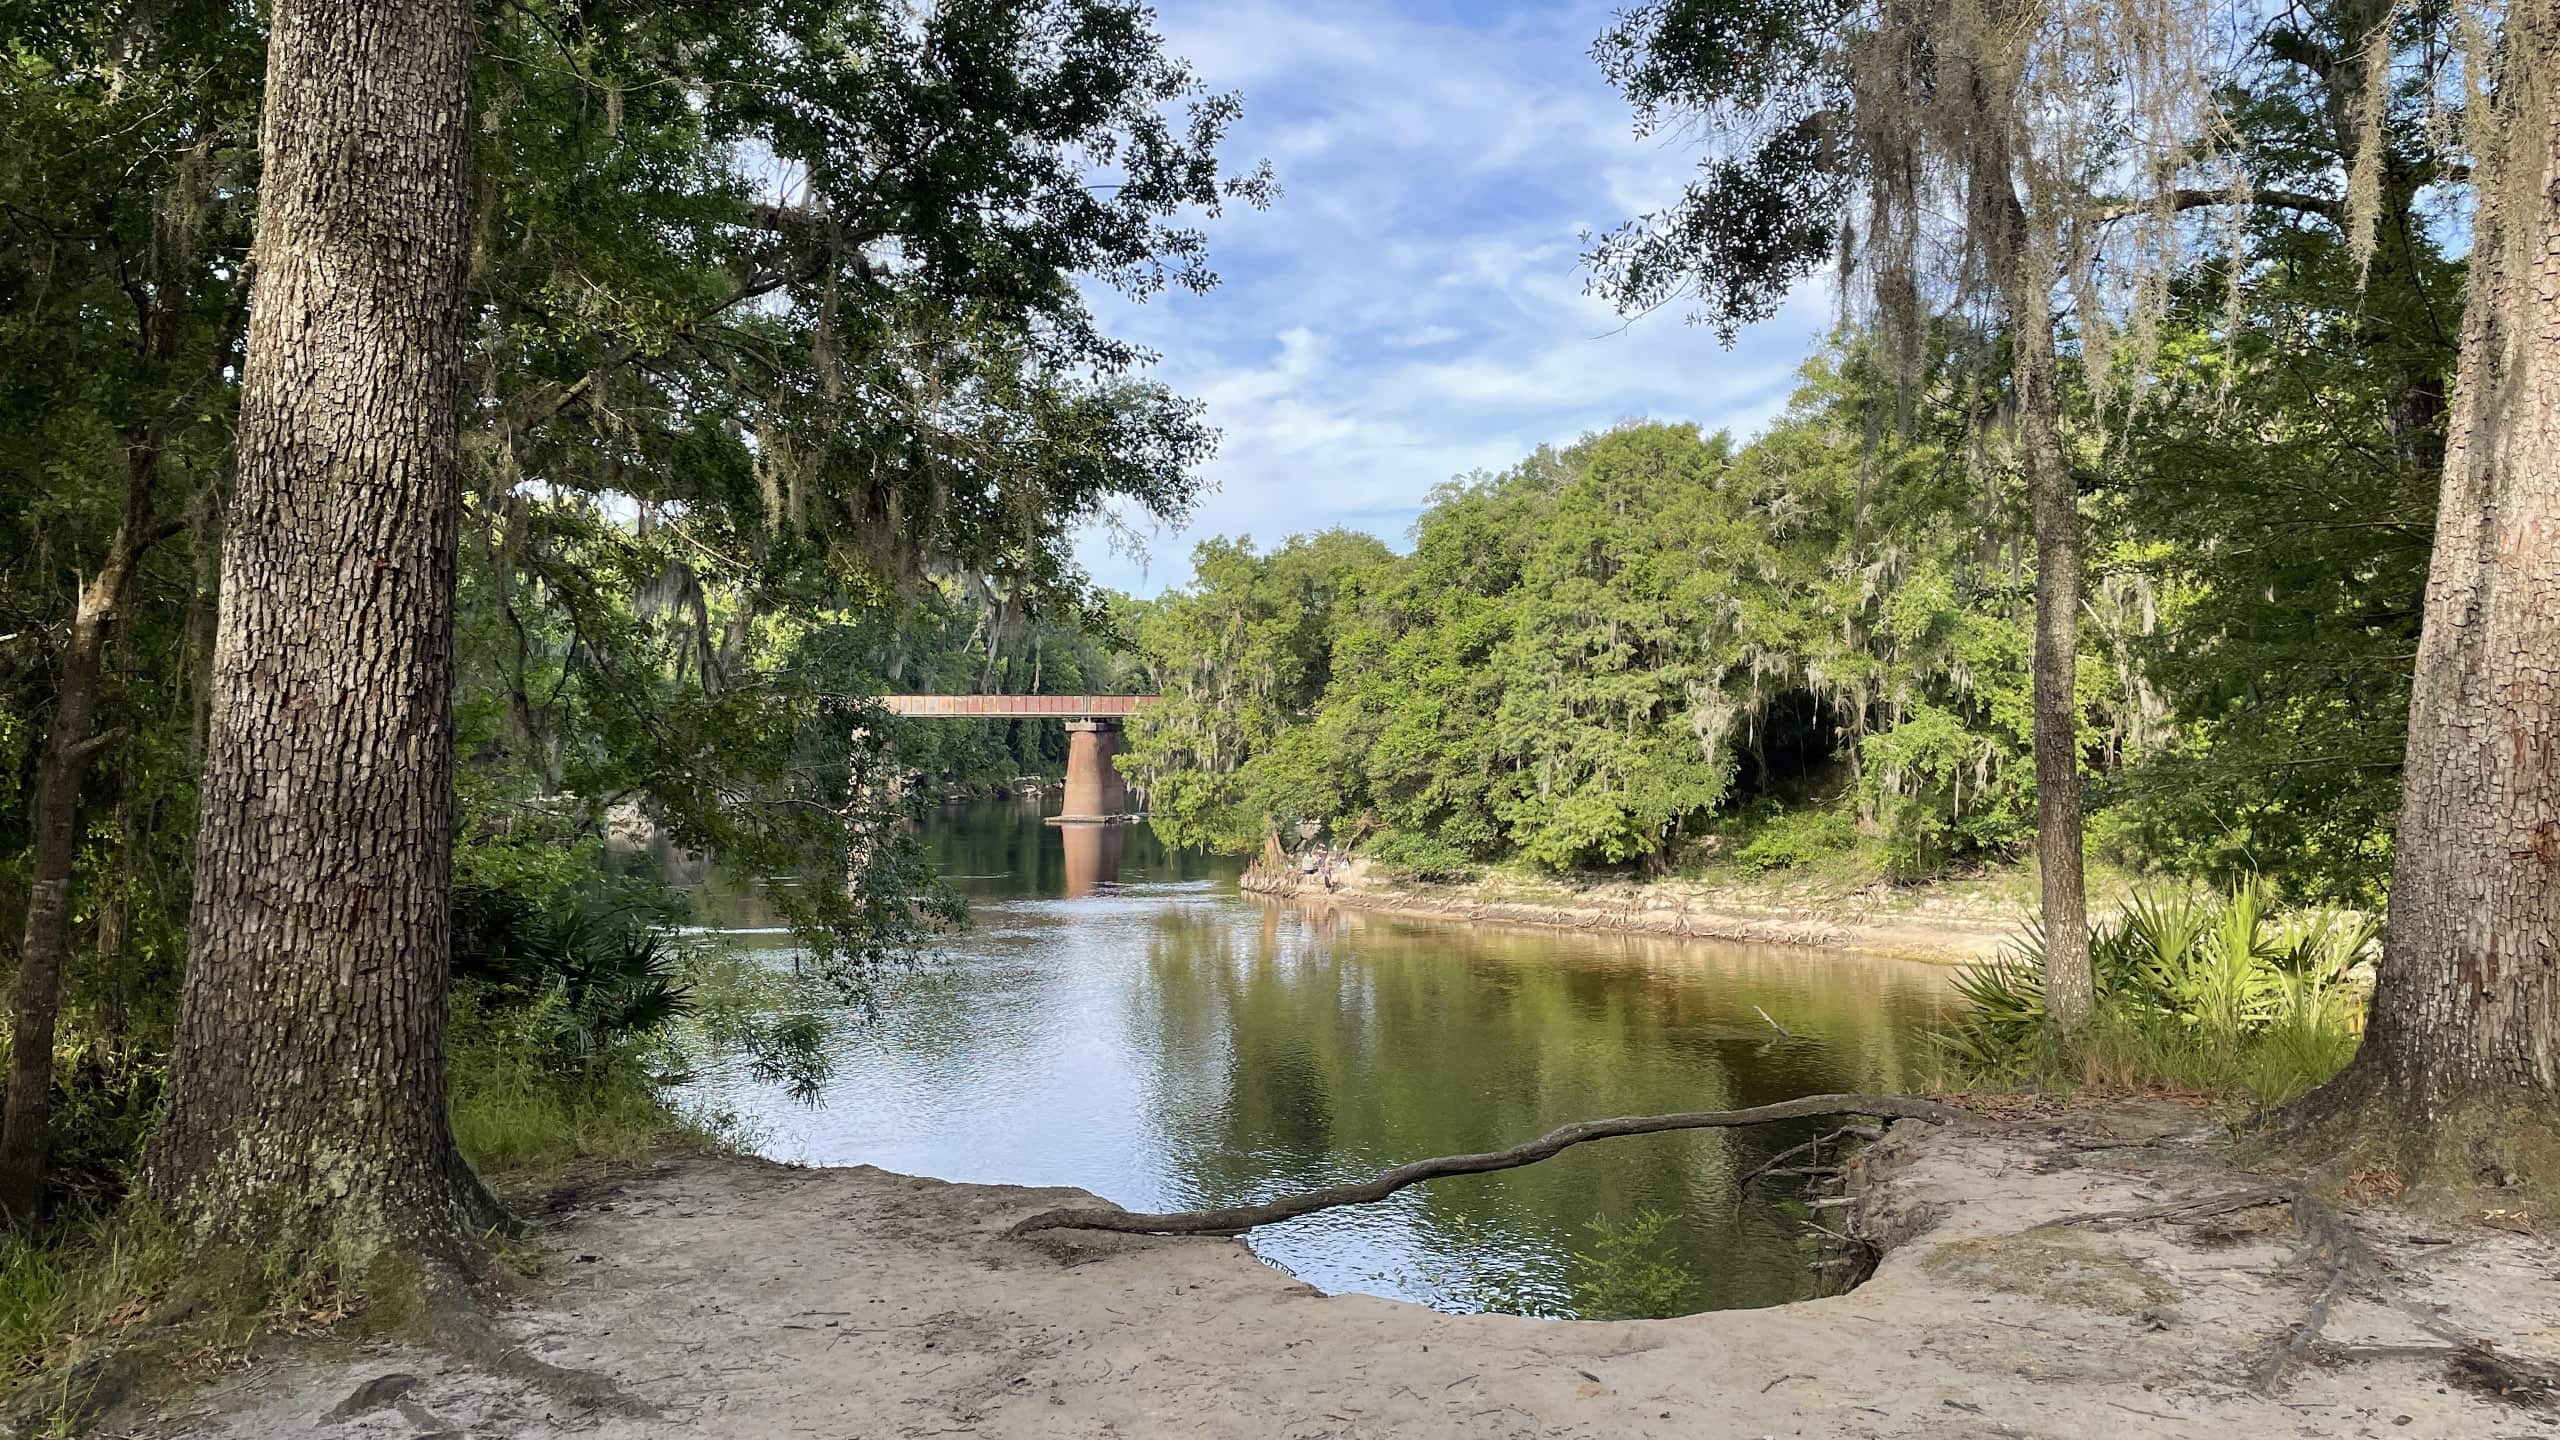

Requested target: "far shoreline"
[{"left": 1238, "top": 851, "right": 2039, "bottom": 965}]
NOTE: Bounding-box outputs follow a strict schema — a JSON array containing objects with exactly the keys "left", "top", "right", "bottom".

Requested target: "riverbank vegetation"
[
  {"left": 1938, "top": 884, "right": 2377, "bottom": 1107},
  {"left": 1119, "top": 196, "right": 2445, "bottom": 906}
]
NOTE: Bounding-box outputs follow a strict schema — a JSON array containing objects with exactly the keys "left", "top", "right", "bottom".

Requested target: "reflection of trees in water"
[
  {"left": 1123, "top": 903, "right": 1958, "bottom": 1310},
  {"left": 666, "top": 802, "right": 1237, "bottom": 916},
  {"left": 678, "top": 804, "right": 1959, "bottom": 1313}
]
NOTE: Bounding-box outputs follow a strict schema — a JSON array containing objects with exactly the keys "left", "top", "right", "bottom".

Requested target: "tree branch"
[
  {"left": 501, "top": 206, "right": 881, "bottom": 439},
  {"left": 2091, "top": 187, "right": 2345, "bottom": 225},
  {"left": 1006, "top": 1094, "right": 1967, "bottom": 1238},
  {"left": 63, "top": 727, "right": 129, "bottom": 765}
]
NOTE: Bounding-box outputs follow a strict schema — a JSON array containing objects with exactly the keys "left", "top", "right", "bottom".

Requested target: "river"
[{"left": 682, "top": 798, "right": 1959, "bottom": 1317}]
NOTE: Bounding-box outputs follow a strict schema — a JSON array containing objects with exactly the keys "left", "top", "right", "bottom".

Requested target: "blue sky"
[{"left": 1069, "top": 0, "right": 1834, "bottom": 596}]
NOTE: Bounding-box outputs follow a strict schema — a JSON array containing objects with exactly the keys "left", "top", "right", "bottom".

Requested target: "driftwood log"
[{"left": 1006, "top": 1093, "right": 1967, "bottom": 1238}]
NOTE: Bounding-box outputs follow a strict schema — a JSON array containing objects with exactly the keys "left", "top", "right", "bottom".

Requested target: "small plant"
[{"left": 1566, "top": 1209, "right": 1699, "bottom": 1319}]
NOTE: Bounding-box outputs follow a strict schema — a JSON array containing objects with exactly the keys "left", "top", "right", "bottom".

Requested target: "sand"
[{"left": 124, "top": 1100, "right": 2560, "bottom": 1440}]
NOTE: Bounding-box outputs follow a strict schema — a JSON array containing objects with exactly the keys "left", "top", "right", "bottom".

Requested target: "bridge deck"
[{"left": 879, "top": 694, "right": 1159, "bottom": 719}]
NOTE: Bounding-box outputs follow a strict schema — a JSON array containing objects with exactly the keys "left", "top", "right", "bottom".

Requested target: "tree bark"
[
  {"left": 2009, "top": 255, "right": 2094, "bottom": 1028},
  {"left": 145, "top": 0, "right": 497, "bottom": 1260},
  {"left": 0, "top": 448, "right": 164, "bottom": 1225},
  {"left": 2305, "top": 0, "right": 2560, "bottom": 1163},
  {"left": 1965, "top": 32, "right": 2094, "bottom": 1027}
]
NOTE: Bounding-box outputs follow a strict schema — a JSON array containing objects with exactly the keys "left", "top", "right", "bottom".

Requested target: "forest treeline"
[
  {"left": 1119, "top": 314, "right": 2436, "bottom": 902},
  {"left": 1118, "top": 0, "right": 2456, "bottom": 909}
]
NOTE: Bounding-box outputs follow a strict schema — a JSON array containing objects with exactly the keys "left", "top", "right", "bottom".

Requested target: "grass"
[
  {"left": 0, "top": 1205, "right": 179, "bottom": 1415},
  {"left": 0, "top": 911, "right": 826, "bottom": 1426},
  {"left": 447, "top": 983, "right": 721, "bottom": 1180},
  {"left": 1938, "top": 1006, "right": 2363, "bottom": 1111},
  {"left": 0, "top": 1002, "right": 714, "bottom": 1408}
]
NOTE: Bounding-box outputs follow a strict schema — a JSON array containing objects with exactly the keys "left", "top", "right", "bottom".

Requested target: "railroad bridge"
[{"left": 878, "top": 695, "right": 1159, "bottom": 823}]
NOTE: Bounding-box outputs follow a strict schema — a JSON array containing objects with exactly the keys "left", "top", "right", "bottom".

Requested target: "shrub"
[
  {"left": 1938, "top": 883, "right": 2376, "bottom": 1107},
  {"left": 446, "top": 895, "right": 719, "bottom": 1177},
  {"left": 1360, "top": 829, "right": 1482, "bottom": 881},
  {"left": 447, "top": 984, "right": 699, "bottom": 1176},
  {"left": 1566, "top": 1210, "right": 1698, "bottom": 1319},
  {"left": 1730, "top": 805, "right": 1857, "bottom": 874}
]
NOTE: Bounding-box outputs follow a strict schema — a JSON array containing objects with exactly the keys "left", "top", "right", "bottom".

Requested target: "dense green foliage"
[
  {"left": 1124, "top": 362, "right": 2105, "bottom": 877},
  {"left": 1128, "top": 376, "right": 2058, "bottom": 873},
  {"left": 1125, "top": 265, "right": 2447, "bottom": 895},
  {"left": 1125, "top": 0, "right": 2461, "bottom": 907},
  {"left": 1124, "top": 260, "right": 2448, "bottom": 893}
]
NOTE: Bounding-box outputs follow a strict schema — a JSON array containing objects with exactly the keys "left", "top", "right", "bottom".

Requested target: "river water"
[{"left": 683, "top": 799, "right": 1958, "bottom": 1316}]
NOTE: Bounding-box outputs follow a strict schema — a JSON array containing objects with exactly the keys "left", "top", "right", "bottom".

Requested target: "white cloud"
[{"left": 1072, "top": 0, "right": 1832, "bottom": 595}]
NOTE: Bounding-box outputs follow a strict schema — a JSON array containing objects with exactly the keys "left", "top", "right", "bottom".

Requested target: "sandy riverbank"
[
  {"left": 1241, "top": 854, "right": 2037, "bottom": 964},
  {"left": 136, "top": 1101, "right": 2557, "bottom": 1439}
]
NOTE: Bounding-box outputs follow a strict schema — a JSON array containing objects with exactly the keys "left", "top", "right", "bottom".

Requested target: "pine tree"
[{"left": 145, "top": 0, "right": 498, "bottom": 1261}]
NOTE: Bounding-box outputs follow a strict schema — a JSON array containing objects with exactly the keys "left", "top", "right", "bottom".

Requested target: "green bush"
[
  {"left": 1566, "top": 1210, "right": 1698, "bottom": 1319},
  {"left": 1729, "top": 804, "right": 1858, "bottom": 874},
  {"left": 1938, "top": 883, "right": 2376, "bottom": 1107},
  {"left": 1359, "top": 829, "right": 1483, "bottom": 881},
  {"left": 446, "top": 914, "right": 839, "bottom": 1177},
  {"left": 446, "top": 983, "right": 703, "bottom": 1177}
]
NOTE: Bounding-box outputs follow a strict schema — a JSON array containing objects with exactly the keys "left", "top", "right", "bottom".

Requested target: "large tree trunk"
[
  {"left": 2305, "top": 0, "right": 2560, "bottom": 1176},
  {"left": 145, "top": 0, "right": 496, "bottom": 1260},
  {"left": 0, "top": 452, "right": 163, "bottom": 1225}
]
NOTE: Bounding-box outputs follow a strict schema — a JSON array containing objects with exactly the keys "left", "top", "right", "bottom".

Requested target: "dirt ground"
[{"left": 132, "top": 1102, "right": 2560, "bottom": 1439}]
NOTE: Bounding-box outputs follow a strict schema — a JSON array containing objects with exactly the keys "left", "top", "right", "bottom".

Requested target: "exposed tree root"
[
  {"left": 1740, "top": 1124, "right": 1882, "bottom": 1187},
  {"left": 2309, "top": 1342, "right": 2560, "bottom": 1409},
  {"left": 1006, "top": 1094, "right": 1966, "bottom": 1238},
  {"left": 417, "top": 1260, "right": 658, "bottom": 1419},
  {"left": 2444, "top": 1342, "right": 2560, "bottom": 1408},
  {"left": 2048, "top": 1183, "right": 2297, "bottom": 1231},
  {"left": 2255, "top": 1188, "right": 2384, "bottom": 1395}
]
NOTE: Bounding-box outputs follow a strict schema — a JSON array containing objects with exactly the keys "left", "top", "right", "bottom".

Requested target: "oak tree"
[{"left": 2298, "top": 0, "right": 2560, "bottom": 1186}]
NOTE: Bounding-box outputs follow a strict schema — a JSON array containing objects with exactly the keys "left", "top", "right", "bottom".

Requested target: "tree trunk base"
[
  {"left": 153, "top": 1150, "right": 511, "bottom": 1292},
  {"left": 2278, "top": 1077, "right": 2560, "bottom": 1217}
]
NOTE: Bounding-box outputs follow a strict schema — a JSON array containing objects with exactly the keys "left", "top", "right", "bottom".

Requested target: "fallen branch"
[{"left": 1006, "top": 1094, "right": 1967, "bottom": 1238}]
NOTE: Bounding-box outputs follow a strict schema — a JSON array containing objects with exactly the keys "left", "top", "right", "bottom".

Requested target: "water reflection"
[
  {"left": 1055, "top": 820, "right": 1127, "bottom": 897},
  {"left": 683, "top": 801, "right": 1957, "bottom": 1314}
]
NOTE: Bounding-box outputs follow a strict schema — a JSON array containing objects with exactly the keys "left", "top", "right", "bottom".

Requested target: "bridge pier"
[{"left": 1053, "top": 720, "right": 1132, "bottom": 823}]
